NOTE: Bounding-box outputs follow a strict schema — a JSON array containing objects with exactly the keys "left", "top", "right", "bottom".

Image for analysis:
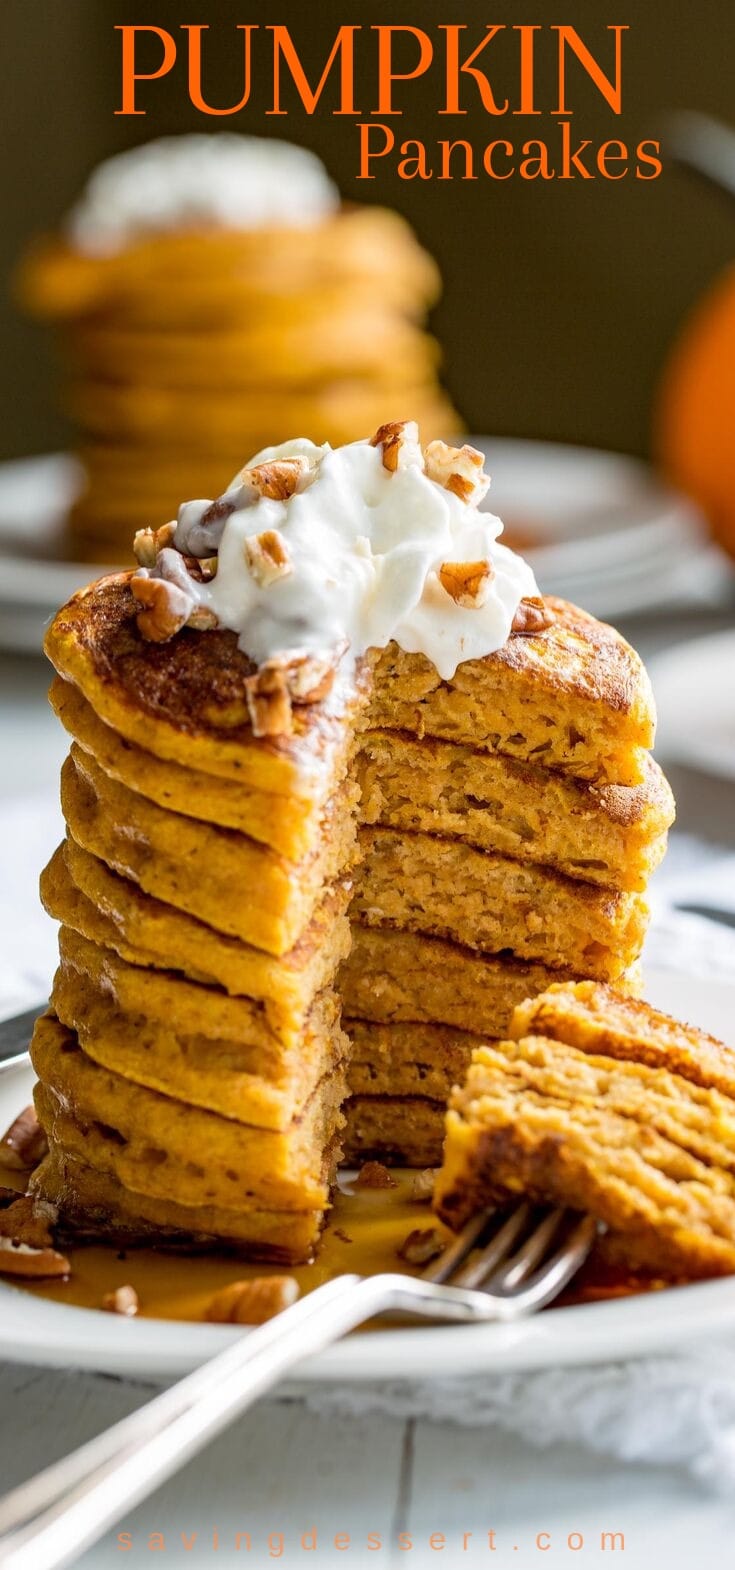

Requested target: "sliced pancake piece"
[
  {"left": 346, "top": 1018, "right": 483, "bottom": 1102},
  {"left": 44, "top": 573, "right": 369, "bottom": 795},
  {"left": 358, "top": 731, "right": 673, "bottom": 890},
  {"left": 41, "top": 839, "right": 352, "bottom": 1017},
  {"left": 435, "top": 1012, "right": 735, "bottom": 1279},
  {"left": 510, "top": 980, "right": 735, "bottom": 1097},
  {"left": 31, "top": 1148, "right": 325, "bottom": 1262},
  {"left": 340, "top": 925, "right": 642, "bottom": 1036},
  {"left": 343, "top": 1095, "right": 446, "bottom": 1168},
  {"left": 354, "top": 828, "right": 648, "bottom": 978},
  {"left": 53, "top": 953, "right": 346, "bottom": 1133},
  {"left": 368, "top": 599, "right": 656, "bottom": 787},
  {"left": 31, "top": 1014, "right": 346, "bottom": 1214},
  {"left": 61, "top": 746, "right": 358, "bottom": 955},
  {"left": 51, "top": 676, "right": 354, "bottom": 859}
]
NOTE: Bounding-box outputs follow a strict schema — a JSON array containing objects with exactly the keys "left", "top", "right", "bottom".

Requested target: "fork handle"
[{"left": 0, "top": 1272, "right": 495, "bottom": 1570}]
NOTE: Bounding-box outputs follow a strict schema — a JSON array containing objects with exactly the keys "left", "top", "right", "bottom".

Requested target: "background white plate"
[
  {"left": 1, "top": 965, "right": 734, "bottom": 1384},
  {"left": 650, "top": 628, "right": 735, "bottom": 781},
  {"left": 0, "top": 443, "right": 729, "bottom": 652}
]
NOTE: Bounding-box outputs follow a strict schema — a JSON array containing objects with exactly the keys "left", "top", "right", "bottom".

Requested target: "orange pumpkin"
[{"left": 655, "top": 264, "right": 735, "bottom": 559}]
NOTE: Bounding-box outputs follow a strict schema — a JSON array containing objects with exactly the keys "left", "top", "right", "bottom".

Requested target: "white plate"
[
  {"left": 1, "top": 965, "right": 734, "bottom": 1384},
  {"left": 0, "top": 444, "right": 727, "bottom": 652},
  {"left": 650, "top": 629, "right": 735, "bottom": 780}
]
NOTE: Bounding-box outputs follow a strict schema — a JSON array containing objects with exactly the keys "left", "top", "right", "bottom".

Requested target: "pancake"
[
  {"left": 41, "top": 841, "right": 352, "bottom": 1022},
  {"left": 511, "top": 980, "right": 735, "bottom": 1096},
  {"left": 53, "top": 954, "right": 345, "bottom": 1130},
  {"left": 67, "top": 380, "right": 456, "bottom": 450},
  {"left": 51, "top": 676, "right": 354, "bottom": 858},
  {"left": 61, "top": 747, "right": 358, "bottom": 955},
  {"left": 358, "top": 731, "right": 673, "bottom": 890},
  {"left": 435, "top": 986, "right": 735, "bottom": 1279},
  {"left": 340, "top": 924, "right": 642, "bottom": 1036},
  {"left": 31, "top": 1148, "right": 325, "bottom": 1261},
  {"left": 41, "top": 840, "right": 352, "bottom": 1024},
  {"left": 45, "top": 574, "right": 370, "bottom": 793},
  {"left": 353, "top": 827, "right": 648, "bottom": 977},
  {"left": 343, "top": 1096, "right": 446, "bottom": 1168},
  {"left": 70, "top": 317, "right": 439, "bottom": 392},
  {"left": 31, "top": 1013, "right": 346, "bottom": 1213},
  {"left": 369, "top": 599, "right": 656, "bottom": 787},
  {"left": 19, "top": 208, "right": 443, "bottom": 323}
]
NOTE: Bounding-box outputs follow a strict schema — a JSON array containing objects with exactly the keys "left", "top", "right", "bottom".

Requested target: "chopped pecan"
[
  {"left": 131, "top": 575, "right": 193, "bottom": 642},
  {"left": 424, "top": 440, "right": 490, "bottom": 506},
  {"left": 205, "top": 1275, "right": 300, "bottom": 1325},
  {"left": 103, "top": 1284, "right": 139, "bottom": 1316},
  {"left": 284, "top": 647, "right": 344, "bottom": 705},
  {"left": 511, "top": 596, "right": 555, "bottom": 635},
  {"left": 0, "top": 1195, "right": 69, "bottom": 1278},
  {"left": 438, "top": 559, "right": 495, "bottom": 608},
  {"left": 0, "top": 1106, "right": 47, "bottom": 1171},
  {"left": 398, "top": 1227, "right": 444, "bottom": 1265},
  {"left": 239, "top": 457, "right": 311, "bottom": 502},
  {"left": 370, "top": 420, "right": 423, "bottom": 474},
  {"left": 244, "top": 645, "right": 343, "bottom": 737},
  {"left": 356, "top": 1161, "right": 397, "bottom": 1190},
  {"left": 409, "top": 1169, "right": 437, "bottom": 1203},
  {"left": 244, "top": 529, "right": 293, "bottom": 587},
  {"left": 186, "top": 605, "right": 219, "bottom": 632},
  {"left": 0, "top": 1237, "right": 70, "bottom": 1279},
  {"left": 0, "top": 1195, "right": 57, "bottom": 1249},
  {"left": 245, "top": 665, "right": 293, "bottom": 739},
  {"left": 132, "top": 521, "right": 176, "bottom": 568}
]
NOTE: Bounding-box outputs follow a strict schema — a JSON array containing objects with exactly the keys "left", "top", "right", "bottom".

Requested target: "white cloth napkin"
[{"left": 2, "top": 796, "right": 735, "bottom": 1488}]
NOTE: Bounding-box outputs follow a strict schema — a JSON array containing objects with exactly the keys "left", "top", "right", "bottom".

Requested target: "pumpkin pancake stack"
[
  {"left": 16, "top": 135, "right": 459, "bottom": 563},
  {"left": 340, "top": 607, "right": 674, "bottom": 1166},
  {"left": 34, "top": 578, "right": 366, "bottom": 1262},
  {"left": 30, "top": 426, "right": 674, "bottom": 1261}
]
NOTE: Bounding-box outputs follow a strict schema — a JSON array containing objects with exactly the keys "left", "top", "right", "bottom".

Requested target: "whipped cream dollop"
[
  {"left": 65, "top": 135, "right": 340, "bottom": 255},
  {"left": 170, "top": 433, "right": 538, "bottom": 682}
]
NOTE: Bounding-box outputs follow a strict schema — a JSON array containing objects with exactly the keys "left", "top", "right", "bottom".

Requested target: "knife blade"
[{"left": 0, "top": 1005, "right": 44, "bottom": 1066}]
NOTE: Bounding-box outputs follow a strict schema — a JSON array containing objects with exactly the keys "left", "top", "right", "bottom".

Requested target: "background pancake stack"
[
  {"left": 16, "top": 136, "right": 460, "bottom": 563},
  {"left": 340, "top": 606, "right": 676, "bottom": 1167},
  {"left": 32, "top": 599, "right": 367, "bottom": 1262}
]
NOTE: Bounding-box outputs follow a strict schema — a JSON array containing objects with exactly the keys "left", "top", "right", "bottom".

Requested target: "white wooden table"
[
  {"left": 2, "top": 620, "right": 735, "bottom": 1569},
  {"left": 3, "top": 1364, "right": 735, "bottom": 1569}
]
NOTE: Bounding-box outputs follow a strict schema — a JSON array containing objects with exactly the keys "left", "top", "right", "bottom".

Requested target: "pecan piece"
[
  {"left": 511, "top": 596, "right": 555, "bottom": 635},
  {"left": 439, "top": 559, "right": 495, "bottom": 608},
  {"left": 0, "top": 1196, "right": 69, "bottom": 1278},
  {"left": 0, "top": 1238, "right": 71, "bottom": 1278},
  {"left": 103, "top": 1284, "right": 139, "bottom": 1316},
  {"left": 424, "top": 440, "right": 490, "bottom": 506},
  {"left": 0, "top": 1195, "right": 57, "bottom": 1249},
  {"left": 205, "top": 1275, "right": 300, "bottom": 1325},
  {"left": 186, "top": 605, "right": 219, "bottom": 632},
  {"left": 398, "top": 1227, "right": 444, "bottom": 1265},
  {"left": 132, "top": 521, "right": 176, "bottom": 568},
  {"left": 370, "top": 420, "right": 423, "bottom": 474},
  {"left": 409, "top": 1169, "right": 437, "bottom": 1203},
  {"left": 0, "top": 1106, "right": 47, "bottom": 1171},
  {"left": 355, "top": 1161, "right": 397, "bottom": 1190},
  {"left": 131, "top": 575, "right": 193, "bottom": 643},
  {"left": 245, "top": 665, "right": 293, "bottom": 739},
  {"left": 244, "top": 529, "right": 292, "bottom": 587},
  {"left": 239, "top": 457, "right": 311, "bottom": 502}
]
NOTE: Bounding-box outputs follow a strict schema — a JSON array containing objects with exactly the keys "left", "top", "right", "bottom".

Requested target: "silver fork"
[{"left": 0, "top": 1201, "right": 596, "bottom": 1570}]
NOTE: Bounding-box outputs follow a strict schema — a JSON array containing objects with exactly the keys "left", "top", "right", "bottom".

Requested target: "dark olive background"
[{"left": 2, "top": 0, "right": 734, "bottom": 462}]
